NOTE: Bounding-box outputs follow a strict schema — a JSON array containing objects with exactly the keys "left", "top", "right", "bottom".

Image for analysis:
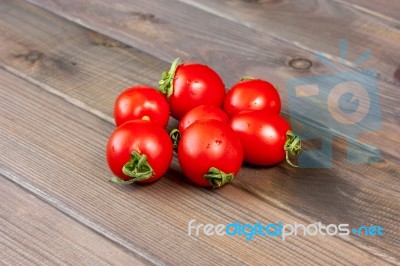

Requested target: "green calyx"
[
  {"left": 169, "top": 128, "right": 181, "bottom": 150},
  {"left": 204, "top": 167, "right": 234, "bottom": 188},
  {"left": 110, "top": 151, "right": 154, "bottom": 184},
  {"left": 284, "top": 130, "right": 302, "bottom": 167},
  {"left": 159, "top": 58, "right": 180, "bottom": 98}
]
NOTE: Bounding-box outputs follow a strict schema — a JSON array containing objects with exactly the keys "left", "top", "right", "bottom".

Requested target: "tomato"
[
  {"left": 178, "top": 105, "right": 229, "bottom": 134},
  {"left": 159, "top": 58, "right": 226, "bottom": 120},
  {"left": 223, "top": 78, "right": 281, "bottom": 117},
  {"left": 114, "top": 85, "right": 169, "bottom": 128},
  {"left": 178, "top": 120, "right": 243, "bottom": 187},
  {"left": 229, "top": 111, "right": 301, "bottom": 166},
  {"left": 106, "top": 120, "right": 173, "bottom": 184}
]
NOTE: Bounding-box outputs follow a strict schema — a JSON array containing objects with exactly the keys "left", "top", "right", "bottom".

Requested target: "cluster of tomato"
[{"left": 106, "top": 58, "right": 301, "bottom": 188}]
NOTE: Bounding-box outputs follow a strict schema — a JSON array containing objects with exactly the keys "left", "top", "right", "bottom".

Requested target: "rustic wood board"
[
  {"left": 0, "top": 176, "right": 146, "bottom": 265},
  {"left": 0, "top": 56, "right": 395, "bottom": 265},
  {"left": 0, "top": 0, "right": 398, "bottom": 265}
]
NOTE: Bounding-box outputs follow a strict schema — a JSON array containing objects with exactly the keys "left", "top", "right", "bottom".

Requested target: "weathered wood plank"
[
  {"left": 0, "top": 0, "right": 398, "bottom": 264},
  {"left": 18, "top": 0, "right": 400, "bottom": 162},
  {"left": 177, "top": 0, "right": 400, "bottom": 87},
  {"left": 0, "top": 175, "right": 147, "bottom": 266},
  {"left": 0, "top": 58, "right": 395, "bottom": 265}
]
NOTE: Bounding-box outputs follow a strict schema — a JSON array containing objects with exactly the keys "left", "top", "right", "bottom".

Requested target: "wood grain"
[
  {"left": 0, "top": 175, "right": 147, "bottom": 266},
  {"left": 0, "top": 0, "right": 398, "bottom": 264},
  {"left": 0, "top": 54, "right": 396, "bottom": 265}
]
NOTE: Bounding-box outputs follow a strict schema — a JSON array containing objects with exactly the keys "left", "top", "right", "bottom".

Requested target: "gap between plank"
[
  {"left": 175, "top": 0, "right": 400, "bottom": 88},
  {"left": 0, "top": 169, "right": 158, "bottom": 265},
  {"left": 330, "top": 0, "right": 400, "bottom": 24},
  {"left": 0, "top": 63, "right": 114, "bottom": 126}
]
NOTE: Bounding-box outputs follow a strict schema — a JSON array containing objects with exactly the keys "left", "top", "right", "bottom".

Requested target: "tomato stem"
[
  {"left": 159, "top": 58, "right": 180, "bottom": 98},
  {"left": 284, "top": 130, "right": 302, "bottom": 167},
  {"left": 204, "top": 167, "right": 234, "bottom": 188},
  {"left": 110, "top": 151, "right": 154, "bottom": 184},
  {"left": 169, "top": 128, "right": 181, "bottom": 150},
  {"left": 241, "top": 75, "right": 254, "bottom": 81}
]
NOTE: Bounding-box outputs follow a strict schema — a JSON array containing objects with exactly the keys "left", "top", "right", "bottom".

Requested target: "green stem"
[
  {"left": 110, "top": 152, "right": 154, "bottom": 184},
  {"left": 204, "top": 167, "right": 234, "bottom": 188},
  {"left": 169, "top": 128, "right": 181, "bottom": 150},
  {"left": 159, "top": 58, "right": 180, "bottom": 98},
  {"left": 284, "top": 130, "right": 302, "bottom": 167},
  {"left": 241, "top": 75, "right": 254, "bottom": 81}
]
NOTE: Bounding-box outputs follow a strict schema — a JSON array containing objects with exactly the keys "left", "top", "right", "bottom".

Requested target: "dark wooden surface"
[{"left": 0, "top": 0, "right": 399, "bottom": 265}]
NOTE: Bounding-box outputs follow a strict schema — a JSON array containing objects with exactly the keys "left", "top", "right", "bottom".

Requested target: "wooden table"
[{"left": 0, "top": 0, "right": 399, "bottom": 265}]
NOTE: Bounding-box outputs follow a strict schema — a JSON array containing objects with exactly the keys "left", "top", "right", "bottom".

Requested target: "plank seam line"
[
  {"left": 175, "top": 0, "right": 400, "bottom": 87},
  {"left": 331, "top": 0, "right": 400, "bottom": 24},
  {"left": 23, "top": 0, "right": 400, "bottom": 88},
  {"left": 0, "top": 170, "right": 160, "bottom": 265},
  {"left": 25, "top": 0, "right": 400, "bottom": 88},
  {"left": 0, "top": 63, "right": 115, "bottom": 126},
  {"left": 232, "top": 183, "right": 400, "bottom": 265}
]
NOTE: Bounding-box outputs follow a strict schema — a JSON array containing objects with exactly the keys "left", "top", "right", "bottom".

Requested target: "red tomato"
[
  {"left": 107, "top": 120, "right": 173, "bottom": 184},
  {"left": 178, "top": 120, "right": 243, "bottom": 187},
  {"left": 159, "top": 58, "right": 226, "bottom": 120},
  {"left": 114, "top": 85, "right": 170, "bottom": 128},
  {"left": 230, "top": 111, "right": 301, "bottom": 166},
  {"left": 178, "top": 105, "right": 229, "bottom": 134},
  {"left": 223, "top": 79, "right": 281, "bottom": 117}
]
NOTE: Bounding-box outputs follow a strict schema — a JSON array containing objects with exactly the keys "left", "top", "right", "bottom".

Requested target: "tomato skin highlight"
[
  {"left": 161, "top": 60, "right": 226, "bottom": 120},
  {"left": 178, "top": 120, "right": 243, "bottom": 187},
  {"left": 178, "top": 105, "right": 229, "bottom": 134},
  {"left": 230, "top": 111, "right": 290, "bottom": 166},
  {"left": 106, "top": 120, "right": 173, "bottom": 183},
  {"left": 223, "top": 79, "right": 281, "bottom": 117},
  {"left": 114, "top": 85, "right": 170, "bottom": 128}
]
